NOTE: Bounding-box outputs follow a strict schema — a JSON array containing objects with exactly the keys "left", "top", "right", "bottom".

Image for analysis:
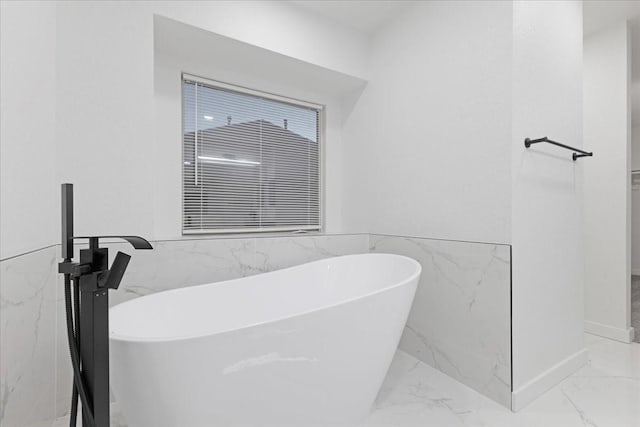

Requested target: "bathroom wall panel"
[
  {"left": 253, "top": 234, "right": 370, "bottom": 271},
  {"left": 105, "top": 237, "right": 259, "bottom": 307},
  {"left": 633, "top": 126, "right": 640, "bottom": 277},
  {"left": 511, "top": 2, "right": 586, "bottom": 407},
  {"left": 341, "top": 0, "right": 513, "bottom": 245},
  {"left": 0, "top": 1, "right": 58, "bottom": 260},
  {"left": 369, "top": 234, "right": 511, "bottom": 408},
  {"left": 583, "top": 20, "right": 632, "bottom": 342},
  {"left": 104, "top": 234, "right": 370, "bottom": 306},
  {"left": 0, "top": 246, "right": 59, "bottom": 426}
]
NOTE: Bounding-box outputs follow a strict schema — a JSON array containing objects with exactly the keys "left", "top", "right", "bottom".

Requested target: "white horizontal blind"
[{"left": 182, "top": 76, "right": 321, "bottom": 233}]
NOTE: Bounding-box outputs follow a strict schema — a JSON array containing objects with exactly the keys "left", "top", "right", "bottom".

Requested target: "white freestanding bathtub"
[{"left": 109, "top": 253, "right": 421, "bottom": 427}]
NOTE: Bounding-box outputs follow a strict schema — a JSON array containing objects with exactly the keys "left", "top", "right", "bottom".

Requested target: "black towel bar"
[{"left": 524, "top": 137, "right": 593, "bottom": 161}]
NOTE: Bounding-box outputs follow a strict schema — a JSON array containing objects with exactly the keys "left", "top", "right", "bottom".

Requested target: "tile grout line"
[
  {"left": 0, "top": 244, "right": 59, "bottom": 263},
  {"left": 1, "top": 233, "right": 511, "bottom": 264}
]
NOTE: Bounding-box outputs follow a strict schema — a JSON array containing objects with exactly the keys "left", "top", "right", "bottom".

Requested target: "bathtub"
[{"left": 109, "top": 253, "right": 421, "bottom": 427}]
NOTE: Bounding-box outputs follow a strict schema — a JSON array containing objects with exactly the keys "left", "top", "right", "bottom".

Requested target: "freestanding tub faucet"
[{"left": 57, "top": 183, "right": 152, "bottom": 427}]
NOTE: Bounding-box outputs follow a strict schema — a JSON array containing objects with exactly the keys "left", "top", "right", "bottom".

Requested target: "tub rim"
[{"left": 109, "top": 253, "right": 421, "bottom": 343}]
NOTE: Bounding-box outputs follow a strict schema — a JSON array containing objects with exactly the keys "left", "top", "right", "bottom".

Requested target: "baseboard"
[
  {"left": 584, "top": 320, "right": 635, "bottom": 343},
  {"left": 511, "top": 348, "right": 588, "bottom": 411}
]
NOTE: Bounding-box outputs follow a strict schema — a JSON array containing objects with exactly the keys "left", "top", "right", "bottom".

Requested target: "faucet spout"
[{"left": 72, "top": 235, "right": 153, "bottom": 250}]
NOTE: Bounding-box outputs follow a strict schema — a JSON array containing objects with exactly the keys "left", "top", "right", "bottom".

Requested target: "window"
[{"left": 182, "top": 75, "right": 322, "bottom": 234}]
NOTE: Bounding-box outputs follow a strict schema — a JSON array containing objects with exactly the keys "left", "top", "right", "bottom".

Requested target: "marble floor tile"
[
  {"left": 52, "top": 334, "right": 639, "bottom": 427},
  {"left": 362, "top": 333, "right": 639, "bottom": 427}
]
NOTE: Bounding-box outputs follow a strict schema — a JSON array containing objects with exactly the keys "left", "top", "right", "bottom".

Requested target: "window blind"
[{"left": 182, "top": 76, "right": 321, "bottom": 234}]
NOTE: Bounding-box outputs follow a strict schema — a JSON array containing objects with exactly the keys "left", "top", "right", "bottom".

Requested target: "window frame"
[{"left": 181, "top": 73, "right": 325, "bottom": 235}]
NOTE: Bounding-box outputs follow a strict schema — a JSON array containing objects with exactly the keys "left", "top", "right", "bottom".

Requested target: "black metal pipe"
[
  {"left": 70, "top": 278, "right": 80, "bottom": 426},
  {"left": 524, "top": 137, "right": 593, "bottom": 161},
  {"left": 61, "top": 183, "right": 96, "bottom": 427},
  {"left": 64, "top": 273, "right": 96, "bottom": 427}
]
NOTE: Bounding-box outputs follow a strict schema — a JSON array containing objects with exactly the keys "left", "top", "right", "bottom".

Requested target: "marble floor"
[
  {"left": 51, "top": 334, "right": 639, "bottom": 427},
  {"left": 632, "top": 276, "right": 639, "bottom": 343}
]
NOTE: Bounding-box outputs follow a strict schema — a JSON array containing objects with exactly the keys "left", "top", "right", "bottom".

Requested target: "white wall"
[
  {"left": 52, "top": 0, "right": 368, "bottom": 243},
  {"left": 633, "top": 125, "right": 640, "bottom": 170},
  {"left": 583, "top": 21, "right": 634, "bottom": 342},
  {"left": 55, "top": 2, "right": 156, "bottom": 241},
  {"left": 154, "top": 1, "right": 369, "bottom": 79},
  {"left": 0, "top": 1, "right": 58, "bottom": 260},
  {"left": 633, "top": 174, "right": 640, "bottom": 276},
  {"left": 633, "top": 125, "right": 640, "bottom": 275},
  {"left": 341, "top": 1, "right": 586, "bottom": 408},
  {"left": 511, "top": 1, "right": 586, "bottom": 408},
  {"left": 342, "top": 0, "right": 513, "bottom": 244}
]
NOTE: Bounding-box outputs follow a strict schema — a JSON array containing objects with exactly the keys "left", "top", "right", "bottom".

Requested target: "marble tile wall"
[
  {"left": 105, "top": 234, "right": 370, "bottom": 306},
  {"left": 1, "top": 232, "right": 513, "bottom": 426},
  {"left": 1, "top": 234, "right": 369, "bottom": 426},
  {"left": 369, "top": 234, "right": 512, "bottom": 408},
  {"left": 0, "top": 246, "right": 59, "bottom": 427}
]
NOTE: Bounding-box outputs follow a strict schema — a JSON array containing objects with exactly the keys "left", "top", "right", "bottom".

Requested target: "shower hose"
[{"left": 64, "top": 273, "right": 96, "bottom": 427}]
